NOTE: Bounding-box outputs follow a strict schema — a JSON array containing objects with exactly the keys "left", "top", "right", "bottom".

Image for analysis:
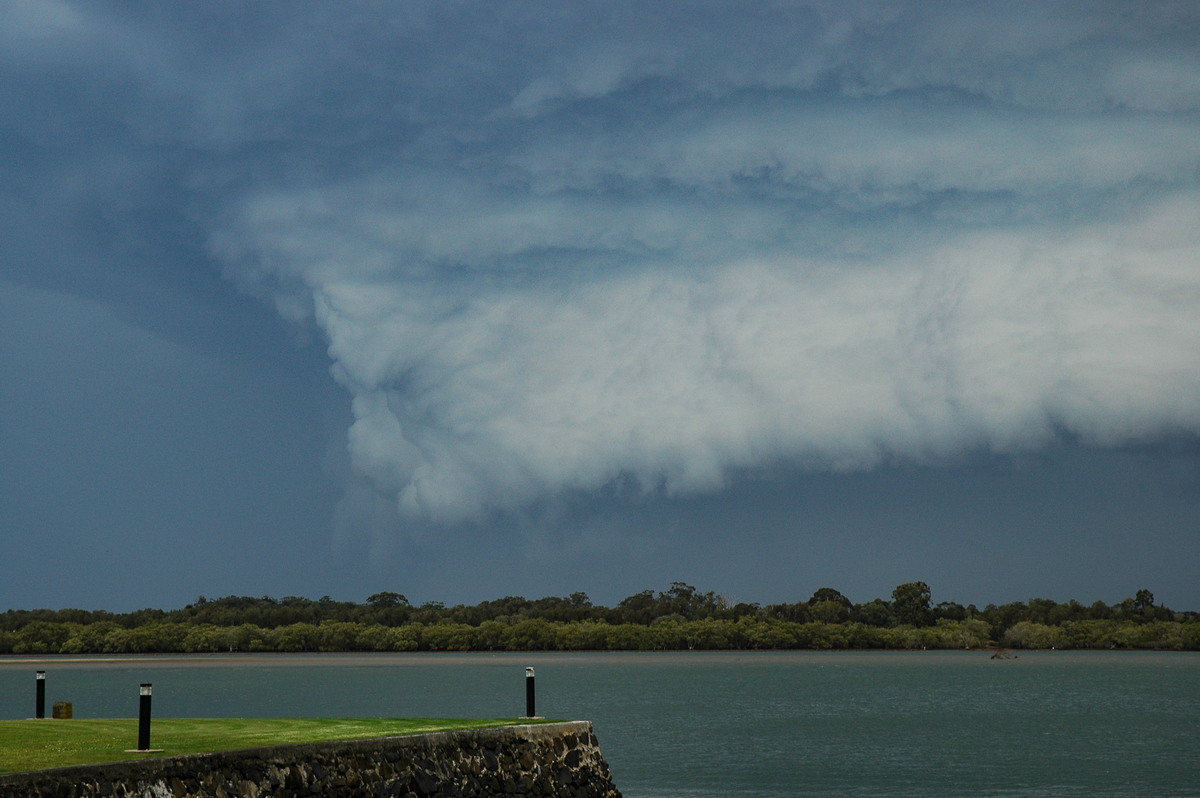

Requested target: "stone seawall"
[{"left": 0, "top": 721, "right": 622, "bottom": 798}]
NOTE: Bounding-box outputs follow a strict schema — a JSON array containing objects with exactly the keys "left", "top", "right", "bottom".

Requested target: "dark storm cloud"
[{"left": 4, "top": 0, "right": 1199, "bottom": 534}]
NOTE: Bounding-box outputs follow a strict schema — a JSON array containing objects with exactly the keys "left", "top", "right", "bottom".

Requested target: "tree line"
[{"left": 2, "top": 583, "right": 1197, "bottom": 654}]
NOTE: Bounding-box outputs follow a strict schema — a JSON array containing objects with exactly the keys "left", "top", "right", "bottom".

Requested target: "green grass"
[{"left": 0, "top": 717, "right": 552, "bottom": 774}]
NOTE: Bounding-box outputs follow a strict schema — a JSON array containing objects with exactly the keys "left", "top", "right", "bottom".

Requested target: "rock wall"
[{"left": 0, "top": 721, "right": 621, "bottom": 798}]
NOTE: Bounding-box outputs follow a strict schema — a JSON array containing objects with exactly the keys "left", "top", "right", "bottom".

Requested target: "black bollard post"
[
  {"left": 137, "top": 684, "right": 152, "bottom": 751},
  {"left": 35, "top": 671, "right": 45, "bottom": 719},
  {"left": 525, "top": 666, "right": 536, "bottom": 717}
]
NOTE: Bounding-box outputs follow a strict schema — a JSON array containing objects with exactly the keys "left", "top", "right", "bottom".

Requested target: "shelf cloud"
[
  {"left": 197, "top": 2, "right": 1200, "bottom": 523},
  {"left": 8, "top": 1, "right": 1198, "bottom": 528}
]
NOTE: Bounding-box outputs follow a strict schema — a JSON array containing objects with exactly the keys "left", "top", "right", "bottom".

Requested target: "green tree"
[
  {"left": 269, "top": 623, "right": 320, "bottom": 652},
  {"left": 14, "top": 622, "right": 72, "bottom": 654},
  {"left": 766, "top": 602, "right": 809, "bottom": 622},
  {"left": 226, "top": 623, "right": 268, "bottom": 652},
  {"left": 808, "top": 588, "right": 851, "bottom": 624},
  {"left": 809, "top": 587, "right": 851, "bottom": 606},
  {"left": 392, "top": 624, "right": 423, "bottom": 651},
  {"left": 315, "top": 621, "right": 358, "bottom": 651},
  {"left": 422, "top": 623, "right": 473, "bottom": 651},
  {"left": 506, "top": 618, "right": 556, "bottom": 651},
  {"left": 809, "top": 600, "right": 850, "bottom": 624},
  {"left": 983, "top": 601, "right": 1029, "bottom": 633},
  {"left": 1003, "top": 621, "right": 1067, "bottom": 649},
  {"left": 660, "top": 582, "right": 724, "bottom": 619},
  {"left": 606, "top": 624, "right": 653, "bottom": 650},
  {"left": 891, "top": 581, "right": 933, "bottom": 626},
  {"left": 936, "top": 618, "right": 991, "bottom": 649},
  {"left": 1060, "top": 619, "right": 1120, "bottom": 649},
  {"left": 682, "top": 618, "right": 737, "bottom": 650},
  {"left": 843, "top": 622, "right": 887, "bottom": 649},
  {"left": 60, "top": 621, "right": 121, "bottom": 654},
  {"left": 181, "top": 624, "right": 228, "bottom": 653},
  {"left": 613, "top": 590, "right": 657, "bottom": 625},
  {"left": 411, "top": 601, "right": 448, "bottom": 625},
  {"left": 933, "top": 601, "right": 968, "bottom": 622},
  {"left": 366, "top": 591, "right": 409, "bottom": 607},
  {"left": 853, "top": 599, "right": 892, "bottom": 627},
  {"left": 472, "top": 620, "right": 511, "bottom": 651}
]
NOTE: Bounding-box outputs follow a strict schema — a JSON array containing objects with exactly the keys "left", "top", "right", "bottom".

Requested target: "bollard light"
[
  {"left": 525, "top": 666, "right": 536, "bottom": 718},
  {"left": 35, "top": 671, "right": 46, "bottom": 719},
  {"left": 137, "top": 684, "right": 153, "bottom": 751}
]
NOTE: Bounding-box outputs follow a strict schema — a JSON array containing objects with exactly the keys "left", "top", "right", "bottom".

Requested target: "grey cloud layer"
[
  {"left": 228, "top": 190, "right": 1200, "bottom": 521},
  {"left": 9, "top": 2, "right": 1198, "bottom": 524}
]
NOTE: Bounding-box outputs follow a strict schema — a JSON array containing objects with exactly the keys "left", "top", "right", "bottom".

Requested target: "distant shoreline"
[{"left": 2, "top": 648, "right": 1194, "bottom": 672}]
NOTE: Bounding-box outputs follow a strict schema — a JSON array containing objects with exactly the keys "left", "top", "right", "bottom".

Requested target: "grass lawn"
[{"left": 0, "top": 717, "right": 550, "bottom": 774}]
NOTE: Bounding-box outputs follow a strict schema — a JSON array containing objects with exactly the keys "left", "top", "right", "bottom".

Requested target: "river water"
[{"left": 1, "top": 651, "right": 1197, "bottom": 796}]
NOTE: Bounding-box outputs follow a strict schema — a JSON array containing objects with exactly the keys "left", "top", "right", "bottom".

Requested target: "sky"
[{"left": 2, "top": 1, "right": 1199, "bottom": 613}]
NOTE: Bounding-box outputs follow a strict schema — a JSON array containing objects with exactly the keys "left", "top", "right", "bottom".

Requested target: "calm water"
[{"left": 1, "top": 651, "right": 1197, "bottom": 796}]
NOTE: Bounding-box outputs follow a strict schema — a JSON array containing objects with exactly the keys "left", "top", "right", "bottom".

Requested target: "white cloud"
[
  {"left": 201, "top": 2, "right": 1200, "bottom": 524},
  {"left": 223, "top": 176, "right": 1200, "bottom": 522}
]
